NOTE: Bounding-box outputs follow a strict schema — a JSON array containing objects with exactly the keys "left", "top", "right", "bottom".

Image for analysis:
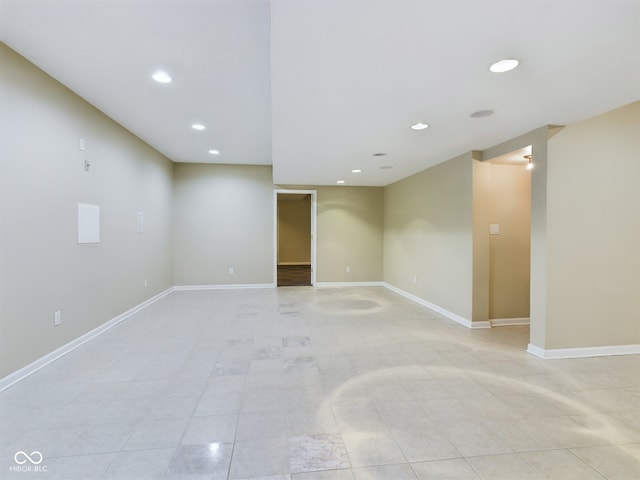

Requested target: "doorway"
[
  {"left": 274, "top": 190, "right": 317, "bottom": 286},
  {"left": 483, "top": 146, "right": 532, "bottom": 324}
]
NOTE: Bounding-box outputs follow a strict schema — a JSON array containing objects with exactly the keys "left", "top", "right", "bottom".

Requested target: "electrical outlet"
[
  {"left": 54, "top": 310, "right": 61, "bottom": 327},
  {"left": 413, "top": 275, "right": 417, "bottom": 284},
  {"left": 144, "top": 279, "right": 148, "bottom": 287},
  {"left": 346, "top": 266, "right": 350, "bottom": 273},
  {"left": 228, "top": 267, "right": 235, "bottom": 275}
]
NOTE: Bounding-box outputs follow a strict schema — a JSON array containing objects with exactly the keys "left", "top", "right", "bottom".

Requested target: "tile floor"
[{"left": 1, "top": 286, "right": 639, "bottom": 479}]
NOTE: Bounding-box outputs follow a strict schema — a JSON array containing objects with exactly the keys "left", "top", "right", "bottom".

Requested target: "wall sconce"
[{"left": 524, "top": 154, "right": 534, "bottom": 170}]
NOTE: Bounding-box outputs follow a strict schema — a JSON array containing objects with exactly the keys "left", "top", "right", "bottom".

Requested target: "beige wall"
[
  {"left": 314, "top": 186, "right": 384, "bottom": 283},
  {"left": 487, "top": 164, "right": 531, "bottom": 319},
  {"left": 175, "top": 172, "right": 384, "bottom": 285},
  {"left": 0, "top": 44, "right": 174, "bottom": 378},
  {"left": 277, "top": 195, "right": 311, "bottom": 264},
  {"left": 545, "top": 102, "right": 640, "bottom": 349},
  {"left": 173, "top": 164, "right": 274, "bottom": 285},
  {"left": 384, "top": 152, "right": 474, "bottom": 321}
]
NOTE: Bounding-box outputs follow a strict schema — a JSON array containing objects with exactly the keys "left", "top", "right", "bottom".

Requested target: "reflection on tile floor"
[{"left": 1, "top": 286, "right": 639, "bottom": 479}]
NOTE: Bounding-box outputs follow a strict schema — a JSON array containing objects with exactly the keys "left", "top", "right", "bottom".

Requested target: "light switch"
[{"left": 490, "top": 224, "right": 500, "bottom": 235}]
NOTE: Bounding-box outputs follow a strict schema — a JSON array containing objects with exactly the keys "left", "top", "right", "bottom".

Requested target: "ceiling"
[{"left": 1, "top": 0, "right": 639, "bottom": 187}]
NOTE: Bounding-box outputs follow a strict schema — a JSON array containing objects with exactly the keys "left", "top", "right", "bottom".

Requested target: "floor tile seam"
[
  {"left": 372, "top": 399, "right": 440, "bottom": 436},
  {"left": 391, "top": 433, "right": 465, "bottom": 463},
  {"left": 460, "top": 454, "right": 491, "bottom": 479},
  {"left": 339, "top": 425, "right": 411, "bottom": 469},
  {"left": 569, "top": 444, "right": 640, "bottom": 476},
  {"left": 480, "top": 418, "right": 563, "bottom": 451},
  {"left": 530, "top": 416, "right": 619, "bottom": 447},
  {"left": 51, "top": 425, "right": 94, "bottom": 459},
  {"left": 72, "top": 425, "right": 135, "bottom": 460},
  {"left": 408, "top": 456, "right": 479, "bottom": 479},
  {"left": 568, "top": 411, "right": 640, "bottom": 435},
  {"left": 93, "top": 445, "right": 178, "bottom": 480},
  {"left": 218, "top": 399, "right": 243, "bottom": 480},
  {"left": 211, "top": 356, "right": 249, "bottom": 479},
  {"left": 167, "top": 375, "right": 240, "bottom": 477},
  {"left": 518, "top": 448, "right": 607, "bottom": 479}
]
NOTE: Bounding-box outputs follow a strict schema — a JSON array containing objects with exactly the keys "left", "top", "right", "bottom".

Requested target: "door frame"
[{"left": 273, "top": 189, "right": 317, "bottom": 286}]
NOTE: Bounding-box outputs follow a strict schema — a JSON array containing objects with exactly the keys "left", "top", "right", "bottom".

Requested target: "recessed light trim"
[
  {"left": 191, "top": 124, "right": 206, "bottom": 131},
  {"left": 373, "top": 153, "right": 387, "bottom": 157},
  {"left": 470, "top": 110, "right": 494, "bottom": 119},
  {"left": 411, "top": 122, "right": 429, "bottom": 130},
  {"left": 489, "top": 59, "right": 519, "bottom": 73},
  {"left": 152, "top": 71, "right": 172, "bottom": 84},
  {"left": 208, "top": 149, "right": 220, "bottom": 155},
  {"left": 380, "top": 166, "right": 393, "bottom": 170},
  {"left": 351, "top": 169, "right": 362, "bottom": 173}
]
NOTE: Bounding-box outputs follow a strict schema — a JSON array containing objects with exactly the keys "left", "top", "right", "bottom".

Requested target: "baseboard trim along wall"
[
  {"left": 0, "top": 287, "right": 175, "bottom": 392},
  {"left": 315, "top": 282, "right": 385, "bottom": 288},
  {"left": 173, "top": 283, "right": 276, "bottom": 291},
  {"left": 527, "top": 343, "right": 640, "bottom": 359},
  {"left": 5, "top": 283, "right": 635, "bottom": 391},
  {"left": 382, "top": 283, "right": 491, "bottom": 329},
  {"left": 490, "top": 317, "right": 531, "bottom": 327}
]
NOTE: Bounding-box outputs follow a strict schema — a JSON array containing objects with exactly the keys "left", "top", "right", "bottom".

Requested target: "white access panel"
[
  {"left": 78, "top": 203, "right": 100, "bottom": 243},
  {"left": 136, "top": 212, "right": 145, "bottom": 233}
]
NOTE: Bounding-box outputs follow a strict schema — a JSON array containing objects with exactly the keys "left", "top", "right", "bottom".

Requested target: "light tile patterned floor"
[{"left": 1, "top": 287, "right": 639, "bottom": 479}]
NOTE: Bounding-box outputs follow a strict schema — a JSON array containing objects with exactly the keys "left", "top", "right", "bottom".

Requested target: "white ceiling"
[{"left": 1, "top": 0, "right": 639, "bottom": 186}]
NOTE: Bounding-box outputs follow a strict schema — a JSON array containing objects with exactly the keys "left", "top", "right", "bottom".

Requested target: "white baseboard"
[
  {"left": 382, "top": 283, "right": 490, "bottom": 329},
  {"left": 174, "top": 283, "right": 276, "bottom": 291},
  {"left": 528, "top": 343, "right": 640, "bottom": 359},
  {"left": 0, "top": 287, "right": 174, "bottom": 392},
  {"left": 526, "top": 343, "right": 546, "bottom": 359},
  {"left": 491, "top": 317, "right": 530, "bottom": 327},
  {"left": 6, "top": 283, "right": 634, "bottom": 391}
]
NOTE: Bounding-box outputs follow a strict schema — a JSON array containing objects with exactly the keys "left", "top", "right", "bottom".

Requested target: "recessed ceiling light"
[
  {"left": 336, "top": 180, "right": 345, "bottom": 184},
  {"left": 470, "top": 110, "right": 494, "bottom": 119},
  {"left": 208, "top": 149, "right": 220, "bottom": 155},
  {"left": 411, "top": 122, "right": 429, "bottom": 130},
  {"left": 152, "top": 71, "right": 172, "bottom": 84},
  {"left": 373, "top": 153, "right": 387, "bottom": 157},
  {"left": 489, "top": 59, "right": 519, "bottom": 73},
  {"left": 351, "top": 169, "right": 362, "bottom": 173},
  {"left": 380, "top": 166, "right": 393, "bottom": 170},
  {"left": 191, "top": 124, "right": 205, "bottom": 131}
]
